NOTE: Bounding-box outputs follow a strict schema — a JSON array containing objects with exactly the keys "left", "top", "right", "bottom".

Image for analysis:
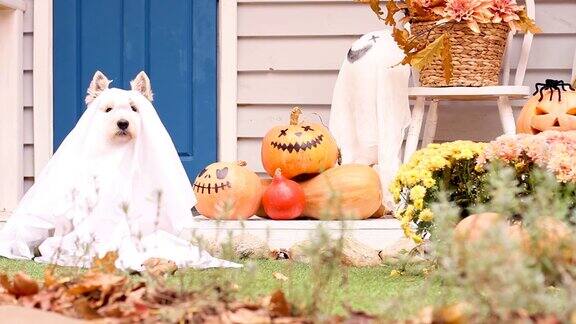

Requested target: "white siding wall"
[
  {"left": 235, "top": 0, "right": 576, "bottom": 173},
  {"left": 23, "top": 0, "right": 34, "bottom": 192}
]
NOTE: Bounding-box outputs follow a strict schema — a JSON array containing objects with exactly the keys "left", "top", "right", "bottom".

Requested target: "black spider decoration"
[{"left": 533, "top": 79, "right": 575, "bottom": 102}]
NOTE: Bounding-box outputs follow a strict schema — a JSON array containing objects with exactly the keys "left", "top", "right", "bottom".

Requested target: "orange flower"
[
  {"left": 490, "top": 0, "right": 524, "bottom": 24},
  {"left": 435, "top": 0, "right": 493, "bottom": 33}
]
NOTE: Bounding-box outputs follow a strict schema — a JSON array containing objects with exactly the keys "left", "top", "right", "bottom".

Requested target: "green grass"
[{"left": 0, "top": 258, "right": 446, "bottom": 319}]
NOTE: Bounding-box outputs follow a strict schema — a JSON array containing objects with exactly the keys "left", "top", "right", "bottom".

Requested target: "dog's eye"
[
  {"left": 105, "top": 107, "right": 113, "bottom": 113},
  {"left": 131, "top": 105, "right": 138, "bottom": 113}
]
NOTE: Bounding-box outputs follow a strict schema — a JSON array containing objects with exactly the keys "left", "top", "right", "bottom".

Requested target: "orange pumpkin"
[
  {"left": 454, "top": 213, "right": 525, "bottom": 243},
  {"left": 261, "top": 107, "right": 339, "bottom": 180},
  {"left": 299, "top": 164, "right": 382, "bottom": 220},
  {"left": 193, "top": 161, "right": 262, "bottom": 220},
  {"left": 517, "top": 88, "right": 576, "bottom": 134},
  {"left": 528, "top": 217, "right": 575, "bottom": 264}
]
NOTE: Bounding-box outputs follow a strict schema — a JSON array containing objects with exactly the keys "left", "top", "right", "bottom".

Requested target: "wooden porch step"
[{"left": 183, "top": 217, "right": 404, "bottom": 250}]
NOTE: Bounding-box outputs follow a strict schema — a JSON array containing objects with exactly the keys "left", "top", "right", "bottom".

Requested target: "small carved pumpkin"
[
  {"left": 517, "top": 87, "right": 576, "bottom": 134},
  {"left": 261, "top": 107, "right": 339, "bottom": 179},
  {"left": 193, "top": 161, "right": 262, "bottom": 220}
]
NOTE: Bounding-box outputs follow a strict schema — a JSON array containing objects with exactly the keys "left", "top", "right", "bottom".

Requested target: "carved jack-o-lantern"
[
  {"left": 193, "top": 161, "right": 262, "bottom": 220},
  {"left": 517, "top": 80, "right": 576, "bottom": 134},
  {"left": 261, "top": 107, "right": 339, "bottom": 179}
]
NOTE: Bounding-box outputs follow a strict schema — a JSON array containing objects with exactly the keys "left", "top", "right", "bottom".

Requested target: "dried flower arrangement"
[{"left": 358, "top": 0, "right": 541, "bottom": 85}]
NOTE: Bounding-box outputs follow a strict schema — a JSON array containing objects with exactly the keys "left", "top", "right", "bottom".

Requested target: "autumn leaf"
[
  {"left": 408, "top": 34, "right": 447, "bottom": 71},
  {"left": 267, "top": 290, "right": 291, "bottom": 318},
  {"left": 385, "top": 0, "right": 401, "bottom": 25},
  {"left": 0, "top": 274, "right": 10, "bottom": 293},
  {"left": 441, "top": 35, "right": 453, "bottom": 84},
  {"left": 91, "top": 251, "right": 119, "bottom": 274},
  {"left": 43, "top": 268, "right": 57, "bottom": 288},
  {"left": 515, "top": 11, "right": 541, "bottom": 34},
  {"left": 401, "top": 53, "right": 415, "bottom": 66},
  {"left": 143, "top": 257, "right": 177, "bottom": 277},
  {"left": 272, "top": 272, "right": 288, "bottom": 282},
  {"left": 407, "top": 0, "right": 433, "bottom": 20},
  {"left": 73, "top": 297, "right": 101, "bottom": 320},
  {"left": 225, "top": 308, "right": 271, "bottom": 323},
  {"left": 393, "top": 28, "right": 410, "bottom": 52},
  {"left": 399, "top": 15, "right": 412, "bottom": 26},
  {"left": 67, "top": 272, "right": 126, "bottom": 297},
  {"left": 4, "top": 272, "right": 39, "bottom": 297},
  {"left": 433, "top": 303, "right": 470, "bottom": 323}
]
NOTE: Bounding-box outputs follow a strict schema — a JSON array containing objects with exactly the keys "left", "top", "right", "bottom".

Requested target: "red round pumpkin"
[
  {"left": 262, "top": 169, "right": 305, "bottom": 220},
  {"left": 193, "top": 161, "right": 262, "bottom": 220},
  {"left": 261, "top": 107, "right": 339, "bottom": 180}
]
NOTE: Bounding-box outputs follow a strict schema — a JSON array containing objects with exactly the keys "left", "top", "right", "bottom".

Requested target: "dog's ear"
[
  {"left": 85, "top": 71, "right": 112, "bottom": 105},
  {"left": 131, "top": 71, "right": 154, "bottom": 102}
]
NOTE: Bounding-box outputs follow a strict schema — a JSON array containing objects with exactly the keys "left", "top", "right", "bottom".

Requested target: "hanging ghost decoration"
[
  {"left": 329, "top": 30, "right": 411, "bottom": 210},
  {"left": 0, "top": 71, "right": 239, "bottom": 270}
]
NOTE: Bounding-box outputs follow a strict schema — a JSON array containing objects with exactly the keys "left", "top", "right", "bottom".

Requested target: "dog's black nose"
[{"left": 117, "top": 120, "right": 129, "bottom": 130}]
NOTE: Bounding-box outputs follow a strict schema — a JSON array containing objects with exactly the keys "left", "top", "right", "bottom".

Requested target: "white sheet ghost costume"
[
  {"left": 329, "top": 30, "right": 411, "bottom": 210},
  {"left": 0, "top": 71, "right": 239, "bottom": 270}
]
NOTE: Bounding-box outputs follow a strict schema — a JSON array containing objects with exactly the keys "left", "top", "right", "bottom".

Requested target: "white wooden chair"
[
  {"left": 572, "top": 47, "right": 576, "bottom": 84},
  {"left": 403, "top": 0, "right": 536, "bottom": 162}
]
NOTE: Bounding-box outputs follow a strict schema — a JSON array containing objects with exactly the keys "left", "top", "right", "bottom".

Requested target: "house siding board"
[{"left": 236, "top": 0, "right": 576, "bottom": 173}]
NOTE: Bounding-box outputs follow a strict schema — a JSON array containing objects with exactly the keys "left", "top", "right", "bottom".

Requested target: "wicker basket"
[{"left": 411, "top": 21, "right": 510, "bottom": 87}]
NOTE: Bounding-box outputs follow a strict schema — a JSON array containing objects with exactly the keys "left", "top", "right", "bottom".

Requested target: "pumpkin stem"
[
  {"left": 236, "top": 161, "right": 248, "bottom": 167},
  {"left": 290, "top": 107, "right": 302, "bottom": 125},
  {"left": 274, "top": 168, "right": 282, "bottom": 178}
]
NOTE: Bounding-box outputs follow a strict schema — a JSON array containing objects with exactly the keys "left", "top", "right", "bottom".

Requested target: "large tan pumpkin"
[
  {"left": 299, "top": 164, "right": 382, "bottom": 220},
  {"left": 261, "top": 107, "right": 339, "bottom": 180},
  {"left": 193, "top": 161, "right": 262, "bottom": 220},
  {"left": 517, "top": 88, "right": 576, "bottom": 134}
]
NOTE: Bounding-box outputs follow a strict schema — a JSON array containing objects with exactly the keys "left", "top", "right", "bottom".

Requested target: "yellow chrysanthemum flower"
[
  {"left": 391, "top": 140, "right": 486, "bottom": 240},
  {"left": 418, "top": 208, "right": 434, "bottom": 222},
  {"left": 409, "top": 185, "right": 426, "bottom": 201}
]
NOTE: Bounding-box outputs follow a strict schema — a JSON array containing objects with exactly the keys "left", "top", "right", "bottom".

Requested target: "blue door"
[{"left": 53, "top": 0, "right": 217, "bottom": 180}]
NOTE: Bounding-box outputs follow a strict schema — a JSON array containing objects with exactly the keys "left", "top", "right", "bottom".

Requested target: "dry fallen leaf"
[
  {"left": 67, "top": 272, "right": 126, "bottom": 299},
  {"left": 0, "top": 293, "right": 17, "bottom": 305},
  {"left": 73, "top": 297, "right": 101, "bottom": 320},
  {"left": 9, "top": 273, "right": 39, "bottom": 297},
  {"left": 433, "top": 303, "right": 469, "bottom": 324},
  {"left": 43, "top": 268, "right": 58, "bottom": 288},
  {"left": 272, "top": 272, "right": 288, "bottom": 282},
  {"left": 384, "top": 0, "right": 401, "bottom": 25},
  {"left": 91, "top": 251, "right": 119, "bottom": 274},
  {"left": 268, "top": 290, "right": 291, "bottom": 318},
  {"left": 225, "top": 307, "right": 272, "bottom": 324},
  {"left": 346, "top": 310, "right": 378, "bottom": 323},
  {"left": 143, "top": 257, "right": 177, "bottom": 277}
]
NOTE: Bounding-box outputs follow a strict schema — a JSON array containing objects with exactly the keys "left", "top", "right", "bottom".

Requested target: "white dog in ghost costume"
[{"left": 0, "top": 71, "right": 239, "bottom": 270}]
